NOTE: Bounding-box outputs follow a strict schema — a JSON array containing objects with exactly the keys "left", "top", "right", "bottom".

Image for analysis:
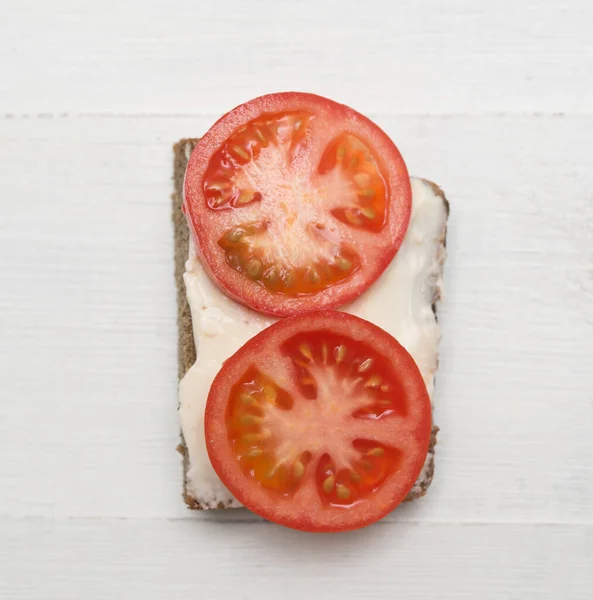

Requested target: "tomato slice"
[
  {"left": 184, "top": 92, "right": 412, "bottom": 316},
  {"left": 205, "top": 311, "right": 431, "bottom": 532}
]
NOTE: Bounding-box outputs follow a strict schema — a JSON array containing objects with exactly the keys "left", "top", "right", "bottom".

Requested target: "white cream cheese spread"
[{"left": 179, "top": 177, "right": 447, "bottom": 508}]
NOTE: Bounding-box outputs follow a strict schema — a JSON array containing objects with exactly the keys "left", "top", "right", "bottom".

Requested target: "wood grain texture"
[
  {"left": 1, "top": 1, "right": 593, "bottom": 596},
  {"left": 0, "top": 0, "right": 592, "bottom": 115},
  {"left": 1, "top": 115, "right": 592, "bottom": 526},
  {"left": 2, "top": 518, "right": 592, "bottom": 599}
]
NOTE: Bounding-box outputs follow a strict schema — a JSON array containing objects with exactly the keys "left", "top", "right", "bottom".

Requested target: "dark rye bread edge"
[{"left": 173, "top": 138, "right": 449, "bottom": 510}]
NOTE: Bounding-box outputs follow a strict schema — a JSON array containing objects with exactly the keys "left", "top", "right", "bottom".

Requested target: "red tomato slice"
[
  {"left": 184, "top": 92, "right": 412, "bottom": 316},
  {"left": 205, "top": 311, "right": 431, "bottom": 532}
]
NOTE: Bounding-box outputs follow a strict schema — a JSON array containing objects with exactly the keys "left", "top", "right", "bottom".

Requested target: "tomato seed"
[
  {"left": 336, "top": 484, "right": 351, "bottom": 500},
  {"left": 298, "top": 344, "right": 313, "bottom": 362},
  {"left": 264, "top": 266, "right": 280, "bottom": 284},
  {"left": 227, "top": 229, "right": 244, "bottom": 243},
  {"left": 293, "top": 460, "right": 305, "bottom": 478},
  {"left": 358, "top": 358, "right": 373, "bottom": 372},
  {"left": 365, "top": 374, "right": 382, "bottom": 388},
  {"left": 246, "top": 258, "right": 262, "bottom": 278},
  {"left": 254, "top": 127, "right": 267, "bottom": 143},
  {"left": 348, "top": 156, "right": 360, "bottom": 169},
  {"left": 367, "top": 447, "right": 385, "bottom": 457},
  {"left": 232, "top": 145, "right": 250, "bottom": 160},
  {"left": 353, "top": 172, "right": 371, "bottom": 187},
  {"left": 262, "top": 385, "right": 277, "bottom": 402},
  {"left": 336, "top": 257, "right": 352, "bottom": 271},
  {"left": 206, "top": 180, "right": 230, "bottom": 191},
  {"left": 322, "top": 474, "right": 336, "bottom": 493},
  {"left": 345, "top": 211, "right": 362, "bottom": 226},
  {"left": 240, "top": 394, "right": 256, "bottom": 405},
  {"left": 227, "top": 251, "right": 242, "bottom": 268},
  {"left": 236, "top": 190, "right": 255, "bottom": 205}
]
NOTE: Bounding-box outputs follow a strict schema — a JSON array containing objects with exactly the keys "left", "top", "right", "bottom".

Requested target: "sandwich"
[{"left": 173, "top": 92, "right": 448, "bottom": 532}]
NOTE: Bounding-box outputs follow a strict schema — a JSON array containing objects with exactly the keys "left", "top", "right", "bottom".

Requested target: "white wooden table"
[{"left": 1, "top": 1, "right": 592, "bottom": 598}]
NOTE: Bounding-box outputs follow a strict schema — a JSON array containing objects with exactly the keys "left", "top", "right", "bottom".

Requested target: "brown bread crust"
[{"left": 172, "top": 138, "right": 448, "bottom": 510}]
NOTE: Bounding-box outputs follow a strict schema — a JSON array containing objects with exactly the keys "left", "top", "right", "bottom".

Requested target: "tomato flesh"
[
  {"left": 184, "top": 93, "right": 412, "bottom": 316},
  {"left": 205, "top": 311, "right": 431, "bottom": 532}
]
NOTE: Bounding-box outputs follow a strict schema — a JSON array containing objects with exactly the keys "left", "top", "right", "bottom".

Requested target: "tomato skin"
[
  {"left": 184, "top": 92, "right": 412, "bottom": 317},
  {"left": 205, "top": 311, "right": 431, "bottom": 533}
]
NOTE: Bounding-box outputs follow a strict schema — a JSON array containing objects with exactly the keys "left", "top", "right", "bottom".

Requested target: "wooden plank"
[
  {"left": 0, "top": 0, "right": 592, "bottom": 115},
  {"left": 0, "top": 115, "right": 592, "bottom": 525},
  {"left": 2, "top": 518, "right": 591, "bottom": 599}
]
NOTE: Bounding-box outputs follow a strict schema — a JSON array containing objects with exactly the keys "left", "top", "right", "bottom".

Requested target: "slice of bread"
[{"left": 173, "top": 138, "right": 448, "bottom": 510}]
